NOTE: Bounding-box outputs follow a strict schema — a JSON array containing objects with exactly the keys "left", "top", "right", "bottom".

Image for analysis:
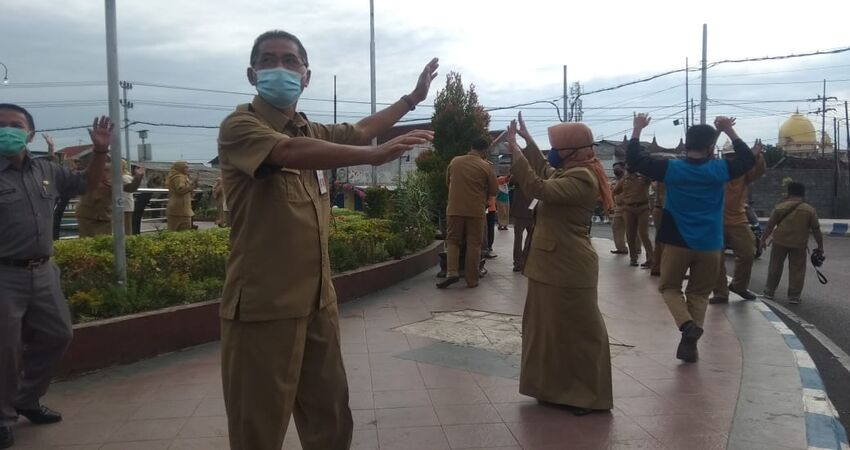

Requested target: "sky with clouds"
[{"left": 2, "top": 0, "right": 849, "bottom": 163}]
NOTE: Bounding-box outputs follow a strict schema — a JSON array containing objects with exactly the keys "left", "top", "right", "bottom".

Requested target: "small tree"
[
  {"left": 417, "top": 72, "right": 491, "bottom": 233},
  {"left": 763, "top": 143, "right": 785, "bottom": 168}
]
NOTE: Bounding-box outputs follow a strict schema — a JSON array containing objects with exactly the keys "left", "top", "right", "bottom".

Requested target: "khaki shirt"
[
  {"left": 166, "top": 173, "right": 195, "bottom": 217},
  {"left": 610, "top": 178, "right": 623, "bottom": 215},
  {"left": 770, "top": 200, "right": 819, "bottom": 249},
  {"left": 612, "top": 172, "right": 651, "bottom": 206},
  {"left": 76, "top": 179, "right": 113, "bottom": 221},
  {"left": 723, "top": 153, "right": 765, "bottom": 226},
  {"left": 510, "top": 142, "right": 598, "bottom": 288},
  {"left": 446, "top": 154, "right": 497, "bottom": 217},
  {"left": 217, "top": 95, "right": 363, "bottom": 321}
]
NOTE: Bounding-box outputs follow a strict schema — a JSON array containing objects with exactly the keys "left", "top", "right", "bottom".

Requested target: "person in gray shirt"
[{"left": 0, "top": 103, "right": 113, "bottom": 449}]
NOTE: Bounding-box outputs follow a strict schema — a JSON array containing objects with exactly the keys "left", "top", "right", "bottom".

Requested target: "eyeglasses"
[{"left": 255, "top": 54, "right": 307, "bottom": 71}]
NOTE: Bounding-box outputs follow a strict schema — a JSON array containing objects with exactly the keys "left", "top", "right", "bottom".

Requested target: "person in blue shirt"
[{"left": 628, "top": 113, "right": 756, "bottom": 363}]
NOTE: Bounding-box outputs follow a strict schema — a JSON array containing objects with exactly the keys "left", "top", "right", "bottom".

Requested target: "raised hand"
[
  {"left": 633, "top": 112, "right": 651, "bottom": 131},
  {"left": 506, "top": 120, "right": 526, "bottom": 163},
  {"left": 372, "top": 130, "right": 434, "bottom": 166},
  {"left": 517, "top": 111, "right": 532, "bottom": 141},
  {"left": 752, "top": 138, "right": 764, "bottom": 155},
  {"left": 133, "top": 166, "right": 146, "bottom": 177},
  {"left": 714, "top": 116, "right": 736, "bottom": 133},
  {"left": 42, "top": 133, "right": 55, "bottom": 149},
  {"left": 88, "top": 116, "right": 114, "bottom": 151},
  {"left": 409, "top": 58, "right": 440, "bottom": 103}
]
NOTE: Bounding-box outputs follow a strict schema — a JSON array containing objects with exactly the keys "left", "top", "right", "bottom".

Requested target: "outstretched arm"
[
  {"left": 715, "top": 116, "right": 755, "bottom": 180},
  {"left": 626, "top": 113, "right": 667, "bottom": 181}
]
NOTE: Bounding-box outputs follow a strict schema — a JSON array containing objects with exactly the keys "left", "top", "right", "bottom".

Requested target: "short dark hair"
[
  {"left": 250, "top": 30, "right": 309, "bottom": 67},
  {"left": 613, "top": 161, "right": 625, "bottom": 167},
  {"left": 471, "top": 137, "right": 490, "bottom": 151},
  {"left": 787, "top": 182, "right": 805, "bottom": 197},
  {"left": 0, "top": 103, "right": 35, "bottom": 132},
  {"left": 685, "top": 124, "right": 716, "bottom": 152}
]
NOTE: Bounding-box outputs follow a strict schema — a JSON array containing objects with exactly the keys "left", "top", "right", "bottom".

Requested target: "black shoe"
[
  {"left": 629, "top": 261, "right": 639, "bottom": 267},
  {"left": 676, "top": 321, "right": 703, "bottom": 363},
  {"left": 512, "top": 264, "right": 521, "bottom": 272},
  {"left": 728, "top": 284, "right": 757, "bottom": 300},
  {"left": 640, "top": 261, "right": 653, "bottom": 269},
  {"left": 0, "top": 426, "right": 13, "bottom": 449},
  {"left": 709, "top": 296, "right": 729, "bottom": 304},
  {"left": 436, "top": 277, "right": 460, "bottom": 289},
  {"left": 15, "top": 405, "right": 62, "bottom": 425},
  {"left": 650, "top": 271, "right": 660, "bottom": 277},
  {"left": 483, "top": 250, "right": 498, "bottom": 259},
  {"left": 610, "top": 250, "right": 628, "bottom": 254}
]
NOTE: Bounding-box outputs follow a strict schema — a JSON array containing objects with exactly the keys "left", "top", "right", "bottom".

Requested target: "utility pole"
[
  {"left": 119, "top": 81, "right": 133, "bottom": 162},
  {"left": 369, "top": 0, "right": 378, "bottom": 186},
  {"left": 563, "top": 65, "right": 568, "bottom": 123},
  {"left": 685, "top": 57, "right": 689, "bottom": 129},
  {"left": 104, "top": 0, "right": 127, "bottom": 284},
  {"left": 821, "top": 80, "right": 827, "bottom": 157},
  {"left": 699, "top": 24, "right": 708, "bottom": 124},
  {"left": 569, "top": 82, "right": 583, "bottom": 122},
  {"left": 845, "top": 101, "right": 850, "bottom": 189}
]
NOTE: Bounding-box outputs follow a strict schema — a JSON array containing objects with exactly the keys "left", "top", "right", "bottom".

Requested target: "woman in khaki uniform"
[
  {"left": 506, "top": 113, "right": 614, "bottom": 415},
  {"left": 75, "top": 160, "right": 113, "bottom": 237},
  {"left": 166, "top": 161, "right": 197, "bottom": 231}
]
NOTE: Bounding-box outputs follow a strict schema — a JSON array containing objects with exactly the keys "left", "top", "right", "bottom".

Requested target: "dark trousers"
[
  {"left": 1, "top": 262, "right": 73, "bottom": 425},
  {"left": 485, "top": 211, "right": 496, "bottom": 250}
]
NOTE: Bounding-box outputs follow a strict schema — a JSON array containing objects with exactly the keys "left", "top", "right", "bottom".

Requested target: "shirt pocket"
[
  {"left": 279, "top": 168, "right": 311, "bottom": 203},
  {"left": 532, "top": 236, "right": 557, "bottom": 252}
]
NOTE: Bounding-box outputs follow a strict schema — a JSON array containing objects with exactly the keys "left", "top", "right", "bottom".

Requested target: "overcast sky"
[{"left": 2, "top": 0, "right": 849, "bottom": 163}]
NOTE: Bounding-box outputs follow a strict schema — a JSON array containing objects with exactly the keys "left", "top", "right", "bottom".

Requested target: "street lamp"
[{"left": 0, "top": 62, "right": 9, "bottom": 85}]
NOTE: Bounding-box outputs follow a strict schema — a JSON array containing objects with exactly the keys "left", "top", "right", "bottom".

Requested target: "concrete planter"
[{"left": 58, "top": 241, "right": 441, "bottom": 377}]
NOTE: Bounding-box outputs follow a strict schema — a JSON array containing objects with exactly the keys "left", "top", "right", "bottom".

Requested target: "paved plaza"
[{"left": 9, "top": 232, "right": 847, "bottom": 449}]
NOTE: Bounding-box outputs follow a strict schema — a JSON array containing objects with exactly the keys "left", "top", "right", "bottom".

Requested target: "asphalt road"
[{"left": 591, "top": 224, "right": 850, "bottom": 430}]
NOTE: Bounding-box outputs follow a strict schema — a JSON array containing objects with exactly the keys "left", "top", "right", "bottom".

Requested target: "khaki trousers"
[
  {"left": 651, "top": 208, "right": 664, "bottom": 274},
  {"left": 124, "top": 211, "right": 134, "bottom": 236},
  {"left": 714, "top": 224, "right": 756, "bottom": 297},
  {"left": 496, "top": 201, "right": 509, "bottom": 227},
  {"left": 221, "top": 302, "right": 352, "bottom": 450},
  {"left": 167, "top": 215, "right": 193, "bottom": 232},
  {"left": 611, "top": 213, "right": 627, "bottom": 252},
  {"left": 659, "top": 244, "right": 722, "bottom": 328},
  {"left": 512, "top": 217, "right": 534, "bottom": 269},
  {"left": 446, "top": 215, "right": 485, "bottom": 286},
  {"left": 623, "top": 206, "right": 653, "bottom": 263},
  {"left": 764, "top": 243, "right": 807, "bottom": 300},
  {"left": 77, "top": 217, "right": 112, "bottom": 237}
]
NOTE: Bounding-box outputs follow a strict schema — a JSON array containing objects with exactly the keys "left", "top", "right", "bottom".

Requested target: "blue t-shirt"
[{"left": 661, "top": 160, "right": 730, "bottom": 251}]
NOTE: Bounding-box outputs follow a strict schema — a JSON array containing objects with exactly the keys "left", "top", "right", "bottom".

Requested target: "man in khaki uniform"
[
  {"left": 509, "top": 178, "right": 534, "bottom": 272},
  {"left": 438, "top": 138, "right": 498, "bottom": 289},
  {"left": 760, "top": 182, "right": 824, "bottom": 304},
  {"left": 217, "top": 30, "right": 437, "bottom": 450},
  {"left": 166, "top": 161, "right": 197, "bottom": 231},
  {"left": 609, "top": 161, "right": 628, "bottom": 255},
  {"left": 75, "top": 156, "right": 144, "bottom": 237},
  {"left": 710, "top": 142, "right": 766, "bottom": 303},
  {"left": 613, "top": 164, "right": 653, "bottom": 267}
]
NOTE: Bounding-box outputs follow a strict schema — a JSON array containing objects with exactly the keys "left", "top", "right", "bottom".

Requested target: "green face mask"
[{"left": 0, "top": 127, "right": 28, "bottom": 156}]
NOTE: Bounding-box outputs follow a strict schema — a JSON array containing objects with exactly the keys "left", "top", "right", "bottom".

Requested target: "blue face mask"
[
  {"left": 255, "top": 68, "right": 304, "bottom": 109},
  {"left": 547, "top": 149, "right": 562, "bottom": 168},
  {"left": 0, "top": 127, "right": 28, "bottom": 156}
]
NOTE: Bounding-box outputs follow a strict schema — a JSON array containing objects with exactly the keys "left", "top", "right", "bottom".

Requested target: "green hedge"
[{"left": 56, "top": 210, "right": 432, "bottom": 323}]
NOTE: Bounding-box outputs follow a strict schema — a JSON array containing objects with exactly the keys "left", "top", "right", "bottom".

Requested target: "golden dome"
[{"left": 778, "top": 112, "right": 817, "bottom": 148}]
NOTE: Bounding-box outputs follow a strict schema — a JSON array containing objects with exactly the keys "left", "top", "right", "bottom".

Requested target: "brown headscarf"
[{"left": 547, "top": 123, "right": 614, "bottom": 212}]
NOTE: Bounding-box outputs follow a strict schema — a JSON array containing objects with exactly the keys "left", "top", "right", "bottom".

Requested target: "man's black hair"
[
  {"left": 685, "top": 124, "right": 716, "bottom": 152},
  {"left": 613, "top": 161, "right": 625, "bottom": 167},
  {"left": 471, "top": 137, "right": 490, "bottom": 152},
  {"left": 788, "top": 182, "right": 805, "bottom": 197},
  {"left": 0, "top": 103, "right": 35, "bottom": 132},
  {"left": 250, "top": 30, "right": 309, "bottom": 67}
]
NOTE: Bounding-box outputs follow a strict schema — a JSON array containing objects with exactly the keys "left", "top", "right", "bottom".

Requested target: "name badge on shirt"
[
  {"left": 316, "top": 170, "right": 328, "bottom": 195},
  {"left": 528, "top": 199, "right": 539, "bottom": 211}
]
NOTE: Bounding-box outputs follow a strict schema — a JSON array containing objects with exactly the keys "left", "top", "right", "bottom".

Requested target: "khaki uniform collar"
[{"left": 251, "top": 95, "right": 309, "bottom": 133}]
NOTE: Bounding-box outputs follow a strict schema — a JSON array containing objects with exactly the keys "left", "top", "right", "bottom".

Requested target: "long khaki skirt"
[{"left": 519, "top": 279, "right": 613, "bottom": 410}]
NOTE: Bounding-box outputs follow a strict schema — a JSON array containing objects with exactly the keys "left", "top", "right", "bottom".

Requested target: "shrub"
[
  {"left": 392, "top": 171, "right": 437, "bottom": 255},
  {"left": 363, "top": 186, "right": 392, "bottom": 219},
  {"left": 55, "top": 209, "right": 434, "bottom": 323}
]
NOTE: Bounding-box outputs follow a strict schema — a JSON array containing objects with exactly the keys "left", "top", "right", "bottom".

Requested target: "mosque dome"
[{"left": 778, "top": 112, "right": 817, "bottom": 148}]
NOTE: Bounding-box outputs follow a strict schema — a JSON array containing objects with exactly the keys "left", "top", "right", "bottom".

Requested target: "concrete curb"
[{"left": 752, "top": 300, "right": 850, "bottom": 450}]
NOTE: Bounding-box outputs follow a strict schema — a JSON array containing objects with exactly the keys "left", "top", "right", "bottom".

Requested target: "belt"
[
  {"left": 626, "top": 202, "right": 648, "bottom": 207},
  {"left": 0, "top": 257, "right": 50, "bottom": 269}
]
